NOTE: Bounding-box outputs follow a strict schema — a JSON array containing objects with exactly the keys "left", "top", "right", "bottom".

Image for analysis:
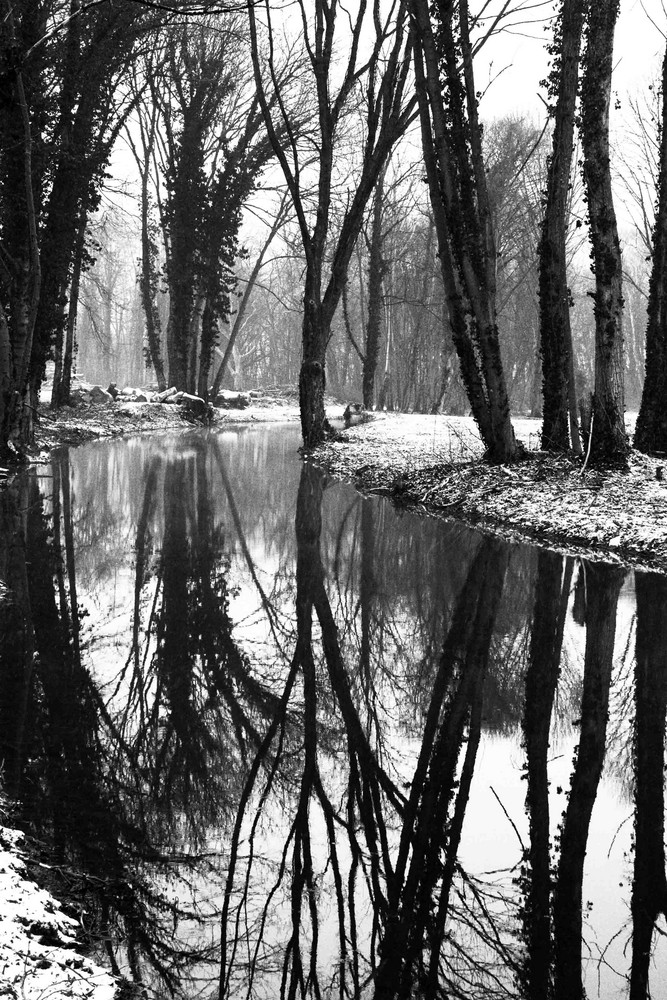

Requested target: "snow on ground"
[
  {"left": 316, "top": 412, "right": 667, "bottom": 572},
  {"left": 0, "top": 826, "right": 116, "bottom": 1000}
]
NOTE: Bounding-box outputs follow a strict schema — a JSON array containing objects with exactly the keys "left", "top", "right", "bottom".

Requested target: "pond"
[{"left": 0, "top": 423, "right": 665, "bottom": 999}]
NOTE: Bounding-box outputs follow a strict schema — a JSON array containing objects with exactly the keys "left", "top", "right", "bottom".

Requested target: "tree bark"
[
  {"left": 580, "top": 0, "right": 628, "bottom": 464},
  {"left": 539, "top": 0, "right": 586, "bottom": 454},
  {"left": 52, "top": 206, "right": 86, "bottom": 408},
  {"left": 363, "top": 167, "right": 387, "bottom": 409},
  {"left": 138, "top": 149, "right": 166, "bottom": 391},
  {"left": 634, "top": 44, "right": 667, "bottom": 453},
  {"left": 299, "top": 286, "right": 329, "bottom": 449},
  {"left": 410, "top": 0, "right": 518, "bottom": 462}
]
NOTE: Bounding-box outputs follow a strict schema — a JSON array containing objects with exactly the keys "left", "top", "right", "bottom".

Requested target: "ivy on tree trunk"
[
  {"left": 634, "top": 45, "right": 667, "bottom": 454},
  {"left": 410, "top": 0, "right": 518, "bottom": 463},
  {"left": 580, "top": 0, "right": 629, "bottom": 465},
  {"left": 538, "top": 0, "right": 586, "bottom": 454}
]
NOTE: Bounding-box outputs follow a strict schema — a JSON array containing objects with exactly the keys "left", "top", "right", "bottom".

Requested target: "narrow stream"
[{"left": 1, "top": 423, "right": 664, "bottom": 999}]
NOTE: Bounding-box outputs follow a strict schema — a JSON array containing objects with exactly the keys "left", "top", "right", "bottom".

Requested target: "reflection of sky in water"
[{"left": 6, "top": 424, "right": 666, "bottom": 997}]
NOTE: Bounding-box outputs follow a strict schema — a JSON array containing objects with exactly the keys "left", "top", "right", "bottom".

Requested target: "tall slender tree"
[
  {"left": 410, "top": 0, "right": 519, "bottom": 462},
  {"left": 539, "top": 0, "right": 586, "bottom": 454},
  {"left": 0, "top": 0, "right": 156, "bottom": 458},
  {"left": 247, "top": 0, "right": 416, "bottom": 448},
  {"left": 580, "top": 0, "right": 628, "bottom": 464},
  {"left": 634, "top": 44, "right": 667, "bottom": 454}
]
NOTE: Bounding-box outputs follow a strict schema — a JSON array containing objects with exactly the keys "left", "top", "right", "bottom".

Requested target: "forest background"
[{"left": 0, "top": 0, "right": 664, "bottom": 466}]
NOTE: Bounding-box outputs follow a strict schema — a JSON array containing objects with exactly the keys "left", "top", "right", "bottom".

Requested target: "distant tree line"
[{"left": 0, "top": 0, "right": 665, "bottom": 464}]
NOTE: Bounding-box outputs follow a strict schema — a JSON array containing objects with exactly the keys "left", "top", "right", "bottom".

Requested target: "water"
[{"left": 0, "top": 423, "right": 664, "bottom": 999}]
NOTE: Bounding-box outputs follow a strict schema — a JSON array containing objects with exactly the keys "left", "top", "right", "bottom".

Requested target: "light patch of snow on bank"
[{"left": 0, "top": 826, "right": 116, "bottom": 1000}]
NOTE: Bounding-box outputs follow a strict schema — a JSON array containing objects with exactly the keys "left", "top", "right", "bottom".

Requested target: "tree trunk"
[
  {"left": 247, "top": 0, "right": 414, "bottom": 451},
  {"left": 580, "top": 0, "right": 628, "bottom": 465},
  {"left": 363, "top": 167, "right": 387, "bottom": 409},
  {"left": 139, "top": 169, "right": 167, "bottom": 392},
  {"left": 539, "top": 0, "right": 586, "bottom": 453},
  {"left": 0, "top": 58, "right": 42, "bottom": 461},
  {"left": 299, "top": 291, "right": 330, "bottom": 448},
  {"left": 634, "top": 44, "right": 667, "bottom": 453},
  {"left": 52, "top": 207, "right": 86, "bottom": 408},
  {"left": 410, "top": 0, "right": 518, "bottom": 462}
]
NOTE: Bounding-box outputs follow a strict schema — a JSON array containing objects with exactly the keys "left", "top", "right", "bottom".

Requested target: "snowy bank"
[
  {"left": 314, "top": 413, "right": 667, "bottom": 572},
  {"left": 0, "top": 825, "right": 117, "bottom": 1000}
]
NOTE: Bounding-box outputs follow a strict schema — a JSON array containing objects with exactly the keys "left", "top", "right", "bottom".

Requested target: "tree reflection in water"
[
  {"left": 221, "top": 461, "right": 518, "bottom": 1000},
  {"left": 631, "top": 572, "right": 667, "bottom": 999},
  {"left": 2, "top": 429, "right": 667, "bottom": 999}
]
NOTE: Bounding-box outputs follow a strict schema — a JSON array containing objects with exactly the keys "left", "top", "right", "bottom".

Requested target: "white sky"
[{"left": 477, "top": 0, "right": 665, "bottom": 123}]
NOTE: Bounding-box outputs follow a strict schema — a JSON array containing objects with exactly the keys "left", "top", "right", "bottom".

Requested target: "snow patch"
[{"left": 0, "top": 826, "right": 116, "bottom": 999}]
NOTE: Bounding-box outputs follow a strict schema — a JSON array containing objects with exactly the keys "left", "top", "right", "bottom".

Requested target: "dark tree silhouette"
[
  {"left": 539, "top": 0, "right": 586, "bottom": 454},
  {"left": 630, "top": 572, "right": 667, "bottom": 1000},
  {"left": 553, "top": 562, "right": 625, "bottom": 1000},
  {"left": 579, "top": 1, "right": 628, "bottom": 464},
  {"left": 410, "top": 0, "right": 518, "bottom": 462},
  {"left": 247, "top": 0, "right": 415, "bottom": 447},
  {"left": 634, "top": 44, "right": 667, "bottom": 454},
  {"left": 521, "top": 551, "right": 573, "bottom": 999}
]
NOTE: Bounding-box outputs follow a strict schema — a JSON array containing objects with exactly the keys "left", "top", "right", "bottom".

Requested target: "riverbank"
[
  {"left": 314, "top": 412, "right": 667, "bottom": 574},
  {"left": 0, "top": 818, "right": 117, "bottom": 1000},
  {"left": 7, "top": 403, "right": 667, "bottom": 575},
  {"left": 27, "top": 391, "right": 309, "bottom": 455}
]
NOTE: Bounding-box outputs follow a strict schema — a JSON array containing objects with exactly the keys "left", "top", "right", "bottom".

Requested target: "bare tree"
[
  {"left": 635, "top": 42, "right": 667, "bottom": 453},
  {"left": 247, "top": 0, "right": 416, "bottom": 448},
  {"left": 538, "top": 0, "right": 586, "bottom": 454},
  {"left": 410, "top": 0, "right": 519, "bottom": 462},
  {"left": 580, "top": 0, "right": 629, "bottom": 463}
]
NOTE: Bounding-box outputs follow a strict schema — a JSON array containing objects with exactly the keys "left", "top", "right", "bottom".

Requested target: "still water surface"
[{"left": 1, "top": 423, "right": 665, "bottom": 999}]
